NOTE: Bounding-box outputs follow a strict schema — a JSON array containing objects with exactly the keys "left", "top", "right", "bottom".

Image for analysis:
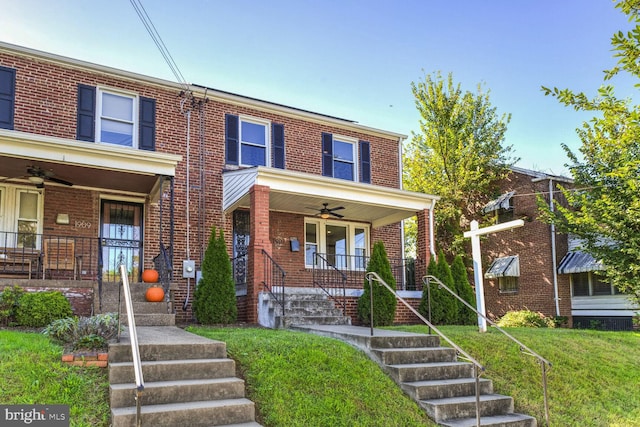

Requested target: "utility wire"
[{"left": 129, "top": 0, "right": 190, "bottom": 92}]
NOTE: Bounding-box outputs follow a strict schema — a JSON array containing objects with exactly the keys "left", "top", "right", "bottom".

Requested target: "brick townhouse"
[
  {"left": 480, "top": 166, "right": 637, "bottom": 330},
  {"left": 0, "top": 41, "right": 437, "bottom": 325}
]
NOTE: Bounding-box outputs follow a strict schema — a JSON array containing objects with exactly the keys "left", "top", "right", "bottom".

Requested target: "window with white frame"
[
  {"left": 97, "top": 89, "right": 137, "bottom": 147},
  {"left": 304, "top": 219, "right": 369, "bottom": 269},
  {"left": 240, "top": 117, "right": 270, "bottom": 166},
  {"left": 571, "top": 272, "right": 618, "bottom": 296},
  {"left": 332, "top": 137, "right": 357, "bottom": 181},
  {"left": 499, "top": 276, "right": 518, "bottom": 293},
  {"left": 0, "top": 186, "right": 42, "bottom": 248}
]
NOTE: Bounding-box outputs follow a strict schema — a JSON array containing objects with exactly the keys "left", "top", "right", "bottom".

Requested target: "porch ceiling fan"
[
  {"left": 309, "top": 203, "right": 345, "bottom": 219},
  {"left": 24, "top": 166, "right": 73, "bottom": 188}
]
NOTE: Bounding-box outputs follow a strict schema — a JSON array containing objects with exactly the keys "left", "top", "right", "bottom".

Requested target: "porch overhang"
[
  {"left": 223, "top": 167, "right": 439, "bottom": 228},
  {"left": 0, "top": 129, "right": 182, "bottom": 195}
]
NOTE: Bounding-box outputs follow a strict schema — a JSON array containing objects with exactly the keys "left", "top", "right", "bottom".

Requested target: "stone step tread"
[
  {"left": 388, "top": 361, "right": 473, "bottom": 369},
  {"left": 110, "top": 358, "right": 231, "bottom": 368},
  {"left": 111, "top": 397, "right": 255, "bottom": 418},
  {"left": 439, "top": 413, "right": 537, "bottom": 427},
  {"left": 406, "top": 377, "right": 492, "bottom": 388},
  {"left": 111, "top": 377, "right": 243, "bottom": 391},
  {"left": 422, "top": 393, "right": 513, "bottom": 406}
]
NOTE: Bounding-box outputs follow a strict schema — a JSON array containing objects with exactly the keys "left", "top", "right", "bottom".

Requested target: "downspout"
[
  {"left": 549, "top": 178, "right": 560, "bottom": 316},
  {"left": 429, "top": 199, "right": 436, "bottom": 259},
  {"left": 182, "top": 100, "right": 192, "bottom": 311}
]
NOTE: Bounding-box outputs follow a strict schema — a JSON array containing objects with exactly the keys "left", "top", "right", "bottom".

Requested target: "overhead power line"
[{"left": 129, "top": 0, "right": 190, "bottom": 92}]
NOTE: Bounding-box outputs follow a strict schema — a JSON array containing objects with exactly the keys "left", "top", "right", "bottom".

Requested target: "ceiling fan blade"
[
  {"left": 331, "top": 212, "right": 344, "bottom": 218},
  {"left": 328, "top": 206, "right": 345, "bottom": 212},
  {"left": 47, "top": 176, "right": 73, "bottom": 186}
]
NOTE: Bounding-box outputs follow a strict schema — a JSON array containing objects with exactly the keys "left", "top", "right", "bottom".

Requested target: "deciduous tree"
[
  {"left": 404, "top": 72, "right": 516, "bottom": 257},
  {"left": 540, "top": 0, "right": 640, "bottom": 306}
]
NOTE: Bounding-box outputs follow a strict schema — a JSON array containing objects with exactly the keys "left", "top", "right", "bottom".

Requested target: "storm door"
[
  {"left": 100, "top": 200, "right": 143, "bottom": 283},
  {"left": 232, "top": 210, "right": 250, "bottom": 291}
]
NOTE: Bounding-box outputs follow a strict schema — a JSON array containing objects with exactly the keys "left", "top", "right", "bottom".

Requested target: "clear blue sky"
[{"left": 1, "top": 0, "right": 635, "bottom": 176}]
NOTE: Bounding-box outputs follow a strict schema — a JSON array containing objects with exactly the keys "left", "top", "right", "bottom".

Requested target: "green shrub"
[
  {"left": 419, "top": 251, "right": 457, "bottom": 325},
  {"left": 0, "top": 285, "right": 25, "bottom": 326},
  {"left": 496, "top": 310, "right": 555, "bottom": 328},
  {"left": 43, "top": 312, "right": 120, "bottom": 351},
  {"left": 451, "top": 255, "right": 477, "bottom": 325},
  {"left": 193, "top": 226, "right": 237, "bottom": 324},
  {"left": 15, "top": 291, "right": 72, "bottom": 328},
  {"left": 357, "top": 241, "right": 397, "bottom": 326}
]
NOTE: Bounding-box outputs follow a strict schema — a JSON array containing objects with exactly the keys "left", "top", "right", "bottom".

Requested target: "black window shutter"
[
  {"left": 322, "top": 132, "right": 333, "bottom": 177},
  {"left": 76, "top": 84, "right": 96, "bottom": 141},
  {"left": 139, "top": 96, "right": 156, "bottom": 151},
  {"left": 359, "top": 140, "right": 371, "bottom": 183},
  {"left": 272, "top": 123, "right": 285, "bottom": 169},
  {"left": 0, "top": 66, "right": 16, "bottom": 130},
  {"left": 225, "top": 114, "right": 239, "bottom": 165}
]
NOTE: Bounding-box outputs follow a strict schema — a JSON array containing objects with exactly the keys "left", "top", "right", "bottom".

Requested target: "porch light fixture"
[
  {"left": 320, "top": 212, "right": 330, "bottom": 219},
  {"left": 28, "top": 176, "right": 44, "bottom": 185},
  {"left": 56, "top": 213, "right": 70, "bottom": 225}
]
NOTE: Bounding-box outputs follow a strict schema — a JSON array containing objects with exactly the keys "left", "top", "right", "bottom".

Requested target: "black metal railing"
[
  {"left": 312, "top": 253, "right": 347, "bottom": 315},
  {"left": 232, "top": 252, "right": 248, "bottom": 295},
  {"left": 423, "top": 274, "right": 552, "bottom": 426},
  {"left": 153, "top": 243, "right": 173, "bottom": 295},
  {"left": 312, "top": 253, "right": 425, "bottom": 291},
  {"left": 0, "top": 231, "right": 97, "bottom": 280},
  {"left": 262, "top": 249, "right": 286, "bottom": 316}
]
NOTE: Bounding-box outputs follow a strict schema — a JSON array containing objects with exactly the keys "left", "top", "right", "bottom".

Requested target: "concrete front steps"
[
  {"left": 269, "top": 287, "right": 351, "bottom": 328},
  {"left": 293, "top": 325, "right": 536, "bottom": 427},
  {"left": 99, "top": 282, "right": 176, "bottom": 326},
  {"left": 109, "top": 326, "right": 262, "bottom": 427}
]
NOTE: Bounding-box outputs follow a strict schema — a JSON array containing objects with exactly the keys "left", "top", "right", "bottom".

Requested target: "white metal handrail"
[
  {"left": 119, "top": 264, "right": 145, "bottom": 427},
  {"left": 366, "top": 271, "right": 484, "bottom": 427},
  {"left": 423, "top": 274, "right": 551, "bottom": 425}
]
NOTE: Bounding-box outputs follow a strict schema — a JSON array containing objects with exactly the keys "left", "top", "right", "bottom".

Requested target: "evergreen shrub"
[
  {"left": 15, "top": 291, "right": 72, "bottom": 328},
  {"left": 357, "top": 241, "right": 397, "bottom": 326}
]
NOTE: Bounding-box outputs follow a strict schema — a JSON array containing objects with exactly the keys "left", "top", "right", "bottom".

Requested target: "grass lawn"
[
  {"left": 2, "top": 325, "right": 639, "bottom": 426},
  {"left": 0, "top": 329, "right": 110, "bottom": 427}
]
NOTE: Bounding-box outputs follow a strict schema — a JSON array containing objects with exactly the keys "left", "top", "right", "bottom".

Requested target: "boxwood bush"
[
  {"left": 15, "top": 291, "right": 73, "bottom": 328},
  {"left": 497, "top": 309, "right": 555, "bottom": 328}
]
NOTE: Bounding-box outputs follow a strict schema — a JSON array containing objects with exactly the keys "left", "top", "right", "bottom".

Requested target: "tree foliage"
[
  {"left": 193, "top": 226, "right": 237, "bottom": 324},
  {"left": 404, "top": 72, "right": 517, "bottom": 257},
  {"left": 540, "top": 0, "right": 640, "bottom": 306},
  {"left": 357, "top": 241, "right": 397, "bottom": 326}
]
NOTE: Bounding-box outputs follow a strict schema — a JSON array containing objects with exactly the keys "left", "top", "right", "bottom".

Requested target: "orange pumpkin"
[
  {"left": 145, "top": 286, "right": 165, "bottom": 302},
  {"left": 142, "top": 269, "right": 159, "bottom": 283}
]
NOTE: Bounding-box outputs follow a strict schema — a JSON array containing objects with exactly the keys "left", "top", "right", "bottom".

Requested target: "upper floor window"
[
  {"left": 240, "top": 117, "right": 269, "bottom": 166},
  {"left": 97, "top": 90, "right": 136, "bottom": 147},
  {"left": 482, "top": 191, "right": 515, "bottom": 224},
  {"left": 0, "top": 65, "right": 16, "bottom": 130},
  {"left": 77, "top": 84, "right": 156, "bottom": 151},
  {"left": 322, "top": 133, "right": 370, "bottom": 183},
  {"left": 225, "top": 114, "right": 285, "bottom": 168}
]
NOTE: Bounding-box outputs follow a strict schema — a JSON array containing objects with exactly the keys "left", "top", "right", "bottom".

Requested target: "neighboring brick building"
[
  {"left": 480, "top": 167, "right": 572, "bottom": 322},
  {"left": 480, "top": 166, "right": 638, "bottom": 330},
  {"left": 0, "top": 42, "right": 436, "bottom": 325}
]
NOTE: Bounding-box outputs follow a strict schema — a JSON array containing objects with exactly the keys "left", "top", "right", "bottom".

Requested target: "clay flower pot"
[
  {"left": 142, "top": 269, "right": 159, "bottom": 283},
  {"left": 145, "top": 286, "right": 165, "bottom": 302}
]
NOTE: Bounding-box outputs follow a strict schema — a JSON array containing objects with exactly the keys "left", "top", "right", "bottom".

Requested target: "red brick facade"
[
  {"left": 0, "top": 43, "right": 434, "bottom": 326},
  {"left": 481, "top": 169, "right": 572, "bottom": 320}
]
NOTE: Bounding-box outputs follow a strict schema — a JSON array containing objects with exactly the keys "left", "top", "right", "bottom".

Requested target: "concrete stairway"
[
  {"left": 99, "top": 282, "right": 175, "bottom": 326},
  {"left": 272, "top": 288, "right": 351, "bottom": 328},
  {"left": 293, "top": 325, "right": 537, "bottom": 427},
  {"left": 109, "top": 326, "right": 262, "bottom": 427}
]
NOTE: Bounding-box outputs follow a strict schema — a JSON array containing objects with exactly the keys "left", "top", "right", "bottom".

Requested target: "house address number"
[{"left": 75, "top": 220, "right": 92, "bottom": 229}]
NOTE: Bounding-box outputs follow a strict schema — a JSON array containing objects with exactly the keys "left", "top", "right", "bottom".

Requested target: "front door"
[{"left": 100, "top": 200, "right": 143, "bottom": 283}]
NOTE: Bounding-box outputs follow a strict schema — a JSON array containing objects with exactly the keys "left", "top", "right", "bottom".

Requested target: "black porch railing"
[
  {"left": 312, "top": 253, "right": 347, "bottom": 315},
  {"left": 262, "top": 249, "right": 286, "bottom": 316},
  {"left": 0, "top": 231, "right": 97, "bottom": 281},
  {"left": 312, "top": 253, "right": 425, "bottom": 292}
]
